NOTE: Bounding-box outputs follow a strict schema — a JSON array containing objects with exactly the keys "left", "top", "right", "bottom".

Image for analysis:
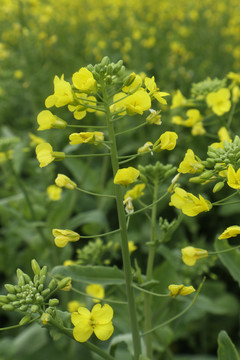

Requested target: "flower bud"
[
  {"left": 31, "top": 259, "right": 41, "bottom": 275},
  {"left": 4, "top": 284, "right": 16, "bottom": 294},
  {"left": 31, "top": 304, "right": 39, "bottom": 313},
  {"left": 2, "top": 304, "right": 15, "bottom": 311},
  {"left": 48, "top": 278, "right": 57, "bottom": 291},
  {"left": 57, "top": 277, "right": 72, "bottom": 290},
  {"left": 52, "top": 151, "right": 65, "bottom": 161},
  {"left": 40, "top": 266, "right": 48, "bottom": 277},
  {"left": 41, "top": 312, "right": 52, "bottom": 325},
  {"left": 213, "top": 181, "right": 225, "bottom": 193},
  {"left": 41, "top": 288, "right": 51, "bottom": 297},
  {"left": 0, "top": 295, "right": 9, "bottom": 304},
  {"left": 19, "top": 315, "right": 32, "bottom": 325},
  {"left": 18, "top": 275, "right": 25, "bottom": 287},
  {"left": 19, "top": 304, "right": 28, "bottom": 311},
  {"left": 7, "top": 294, "right": 17, "bottom": 301},
  {"left": 49, "top": 298, "right": 60, "bottom": 306}
]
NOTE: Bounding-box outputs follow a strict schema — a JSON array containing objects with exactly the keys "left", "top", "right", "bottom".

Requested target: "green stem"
[
  {"left": 209, "top": 244, "right": 240, "bottom": 255},
  {"left": 227, "top": 102, "right": 236, "bottom": 129},
  {"left": 102, "top": 83, "right": 142, "bottom": 360},
  {"left": 67, "top": 124, "right": 107, "bottom": 129},
  {"left": 144, "top": 178, "right": 158, "bottom": 358},
  {"left": 133, "top": 284, "right": 169, "bottom": 297},
  {"left": 115, "top": 122, "right": 147, "bottom": 136},
  {"left": 212, "top": 190, "right": 239, "bottom": 205},
  {"left": 127, "top": 192, "right": 169, "bottom": 217},
  {"left": 142, "top": 277, "right": 205, "bottom": 336},
  {"left": 71, "top": 286, "right": 128, "bottom": 304},
  {"left": 65, "top": 153, "right": 110, "bottom": 158},
  {"left": 80, "top": 228, "right": 121, "bottom": 239},
  {"left": 76, "top": 186, "right": 115, "bottom": 198},
  {"left": 49, "top": 318, "right": 114, "bottom": 360}
]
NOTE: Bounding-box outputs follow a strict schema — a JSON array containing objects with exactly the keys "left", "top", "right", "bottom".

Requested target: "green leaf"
[
  {"left": 217, "top": 330, "right": 240, "bottom": 360},
  {"left": 51, "top": 265, "right": 125, "bottom": 285},
  {"left": 214, "top": 239, "right": 240, "bottom": 286},
  {"left": 65, "top": 209, "right": 108, "bottom": 233}
]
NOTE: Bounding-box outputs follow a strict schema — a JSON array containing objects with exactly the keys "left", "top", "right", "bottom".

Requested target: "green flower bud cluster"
[
  {"left": 138, "top": 162, "right": 177, "bottom": 186},
  {"left": 191, "top": 77, "right": 226, "bottom": 100},
  {"left": 159, "top": 215, "right": 182, "bottom": 243},
  {"left": 188, "top": 136, "right": 240, "bottom": 191},
  {"left": 87, "top": 56, "right": 125, "bottom": 84},
  {"left": 77, "top": 238, "right": 113, "bottom": 265},
  {"left": 0, "top": 259, "right": 70, "bottom": 319}
]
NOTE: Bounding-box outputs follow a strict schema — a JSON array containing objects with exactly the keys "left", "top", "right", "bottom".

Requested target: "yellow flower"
[
  {"left": 124, "top": 184, "right": 145, "bottom": 200},
  {"left": 178, "top": 149, "right": 204, "bottom": 174},
  {"left": 68, "top": 301, "right": 83, "bottom": 313},
  {"left": 68, "top": 94, "right": 97, "bottom": 120},
  {"left": 227, "top": 165, "right": 240, "bottom": 189},
  {"left": 184, "top": 109, "right": 202, "bottom": 127},
  {"left": 71, "top": 304, "right": 114, "bottom": 342},
  {"left": 232, "top": 86, "right": 240, "bottom": 103},
  {"left": 206, "top": 88, "right": 231, "bottom": 116},
  {"left": 0, "top": 150, "right": 13, "bottom": 164},
  {"left": 72, "top": 67, "right": 97, "bottom": 93},
  {"left": 47, "top": 185, "right": 62, "bottom": 201},
  {"left": 86, "top": 284, "right": 105, "bottom": 303},
  {"left": 29, "top": 133, "right": 45, "bottom": 147},
  {"left": 171, "top": 90, "right": 187, "bottom": 109},
  {"left": 128, "top": 241, "right": 138, "bottom": 254},
  {"left": 169, "top": 187, "right": 212, "bottom": 216},
  {"left": 52, "top": 229, "right": 80, "bottom": 248},
  {"left": 227, "top": 71, "right": 240, "bottom": 84},
  {"left": 14, "top": 70, "right": 23, "bottom": 79},
  {"left": 114, "top": 167, "right": 140, "bottom": 186},
  {"left": 36, "top": 143, "right": 54, "bottom": 167},
  {"left": 144, "top": 76, "right": 169, "bottom": 105},
  {"left": 37, "top": 110, "right": 66, "bottom": 130},
  {"left": 218, "top": 127, "right": 231, "bottom": 143},
  {"left": 191, "top": 122, "right": 206, "bottom": 136},
  {"left": 137, "top": 141, "right": 153, "bottom": 154},
  {"left": 218, "top": 225, "right": 240, "bottom": 239},
  {"left": 168, "top": 284, "right": 196, "bottom": 297},
  {"left": 153, "top": 131, "right": 178, "bottom": 151},
  {"left": 45, "top": 75, "right": 74, "bottom": 108},
  {"left": 181, "top": 246, "right": 208, "bottom": 266},
  {"left": 61, "top": 279, "right": 72, "bottom": 291},
  {"left": 64, "top": 260, "right": 76, "bottom": 266},
  {"left": 36, "top": 143, "right": 65, "bottom": 167},
  {"left": 110, "top": 92, "right": 127, "bottom": 115},
  {"left": 69, "top": 131, "right": 104, "bottom": 145},
  {"left": 55, "top": 174, "right": 77, "bottom": 190},
  {"left": 124, "top": 90, "right": 151, "bottom": 115}
]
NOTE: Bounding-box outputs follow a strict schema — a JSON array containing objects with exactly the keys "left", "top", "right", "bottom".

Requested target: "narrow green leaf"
[
  {"left": 217, "top": 330, "right": 240, "bottom": 360},
  {"left": 214, "top": 239, "right": 240, "bottom": 286},
  {"left": 51, "top": 265, "right": 125, "bottom": 285}
]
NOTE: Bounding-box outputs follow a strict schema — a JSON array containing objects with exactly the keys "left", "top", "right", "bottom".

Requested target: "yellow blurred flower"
[
  {"left": 124, "top": 183, "right": 145, "bottom": 201},
  {"left": 128, "top": 241, "right": 138, "bottom": 254},
  {"left": 47, "top": 185, "right": 62, "bottom": 201},
  {"left": 29, "top": 133, "right": 45, "bottom": 147},
  {"left": 206, "top": 88, "right": 231, "bottom": 116},
  {"left": 171, "top": 90, "right": 187, "bottom": 109},
  {"left": 227, "top": 165, "right": 240, "bottom": 189},
  {"left": 86, "top": 284, "right": 105, "bottom": 303},
  {"left": 68, "top": 301, "right": 83, "bottom": 313}
]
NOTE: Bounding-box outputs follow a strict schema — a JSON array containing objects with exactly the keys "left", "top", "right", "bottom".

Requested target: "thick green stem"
[
  {"left": 102, "top": 84, "right": 142, "bottom": 360},
  {"left": 144, "top": 179, "right": 159, "bottom": 358}
]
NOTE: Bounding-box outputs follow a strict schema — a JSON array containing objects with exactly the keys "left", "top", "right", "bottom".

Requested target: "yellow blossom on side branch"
[
  {"left": 124, "top": 89, "right": 151, "bottom": 115},
  {"left": 86, "top": 284, "right": 105, "bottom": 303},
  {"left": 71, "top": 304, "right": 114, "bottom": 342},
  {"left": 55, "top": 174, "right": 77, "bottom": 190},
  {"left": 47, "top": 185, "right": 62, "bottom": 201},
  {"left": 206, "top": 88, "right": 231, "bottom": 116},
  {"left": 168, "top": 284, "right": 196, "bottom": 297},
  {"left": 37, "top": 110, "right": 67, "bottom": 130},
  {"left": 114, "top": 167, "right": 140, "bottom": 186},
  {"left": 169, "top": 187, "right": 212, "bottom": 216},
  {"left": 153, "top": 131, "right": 178, "bottom": 151},
  {"left": 69, "top": 131, "right": 104, "bottom": 145},
  {"left": 178, "top": 149, "right": 204, "bottom": 174},
  {"left": 72, "top": 67, "right": 97, "bottom": 93},
  {"left": 181, "top": 246, "right": 208, "bottom": 266},
  {"left": 218, "top": 225, "right": 240, "bottom": 239},
  {"left": 124, "top": 183, "right": 145, "bottom": 201},
  {"left": 36, "top": 143, "right": 65, "bottom": 168},
  {"left": 227, "top": 165, "right": 240, "bottom": 189},
  {"left": 52, "top": 229, "right": 80, "bottom": 247},
  {"left": 45, "top": 75, "right": 74, "bottom": 108},
  {"left": 68, "top": 301, "right": 83, "bottom": 313}
]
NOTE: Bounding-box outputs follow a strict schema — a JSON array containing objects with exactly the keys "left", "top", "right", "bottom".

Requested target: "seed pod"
[
  {"left": 31, "top": 259, "right": 41, "bottom": 275},
  {"left": 4, "top": 284, "right": 16, "bottom": 294},
  {"left": 19, "top": 315, "right": 31, "bottom": 325}
]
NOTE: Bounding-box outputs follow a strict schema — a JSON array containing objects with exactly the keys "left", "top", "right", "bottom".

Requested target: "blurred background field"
[{"left": 0, "top": 0, "right": 240, "bottom": 359}]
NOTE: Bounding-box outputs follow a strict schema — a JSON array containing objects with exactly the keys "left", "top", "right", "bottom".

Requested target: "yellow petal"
[
  {"left": 94, "top": 322, "right": 114, "bottom": 341},
  {"left": 91, "top": 304, "right": 113, "bottom": 324}
]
